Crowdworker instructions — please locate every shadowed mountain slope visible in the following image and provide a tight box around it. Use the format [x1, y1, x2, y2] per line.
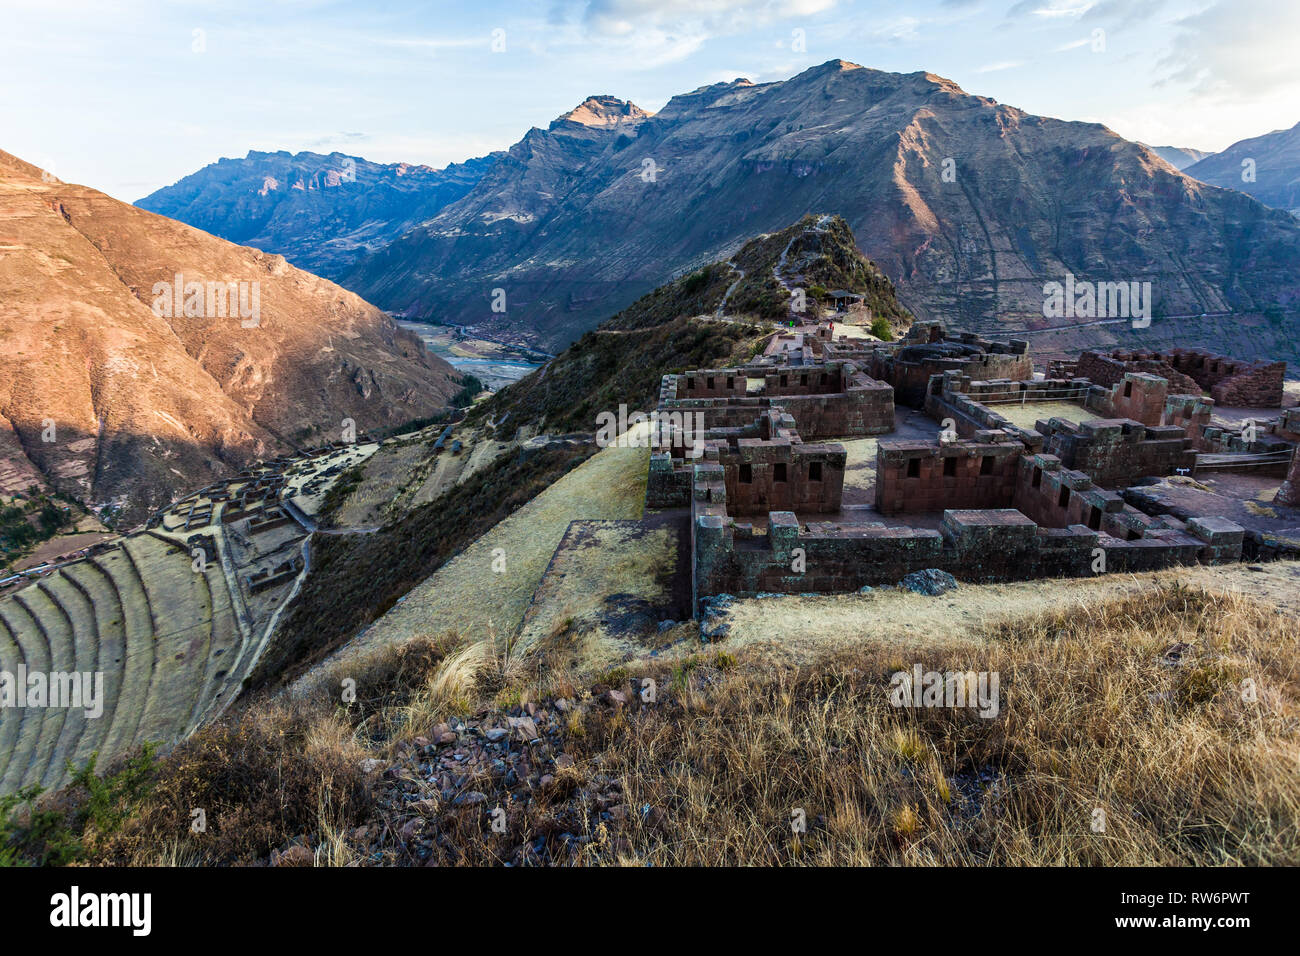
[1185, 123, 1300, 218]
[0, 149, 461, 526]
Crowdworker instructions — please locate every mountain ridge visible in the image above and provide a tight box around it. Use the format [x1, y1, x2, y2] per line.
[136, 149, 495, 279]
[341, 59, 1300, 352]
[0, 148, 463, 526]
[1185, 122, 1300, 217]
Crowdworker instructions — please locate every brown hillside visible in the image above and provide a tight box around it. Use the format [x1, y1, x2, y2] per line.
[0, 149, 460, 526]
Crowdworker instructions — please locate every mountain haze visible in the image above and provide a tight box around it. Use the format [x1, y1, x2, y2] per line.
[1141, 144, 1213, 171]
[1185, 123, 1300, 218]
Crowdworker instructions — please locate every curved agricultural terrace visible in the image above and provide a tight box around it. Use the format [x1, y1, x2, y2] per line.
[0, 441, 377, 795]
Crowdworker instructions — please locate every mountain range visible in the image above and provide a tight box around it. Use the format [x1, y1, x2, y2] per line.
[134, 60, 1300, 361]
[137, 150, 494, 279]
[337, 60, 1300, 351]
[1185, 122, 1300, 218]
[0, 148, 462, 527]
[1141, 144, 1213, 171]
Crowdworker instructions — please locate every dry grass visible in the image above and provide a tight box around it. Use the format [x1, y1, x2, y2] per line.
[546, 584, 1298, 865]
[93, 702, 373, 866]
[317, 425, 651, 673]
[58, 579, 1300, 866]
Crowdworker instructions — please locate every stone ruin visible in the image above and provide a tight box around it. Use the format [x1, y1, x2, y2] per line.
[640, 321, 1298, 611]
[658, 358, 894, 439]
[1073, 348, 1287, 408]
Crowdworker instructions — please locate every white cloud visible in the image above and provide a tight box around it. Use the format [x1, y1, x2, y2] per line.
[977, 59, 1025, 72]
[1007, 0, 1095, 19]
[1157, 0, 1300, 101]
[559, 0, 842, 66]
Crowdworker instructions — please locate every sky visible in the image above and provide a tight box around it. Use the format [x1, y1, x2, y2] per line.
[3, 0, 1297, 202]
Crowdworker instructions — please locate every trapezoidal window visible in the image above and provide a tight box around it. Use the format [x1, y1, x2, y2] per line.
[706, 377, 715, 390]
[906, 458, 921, 479]
[780, 374, 788, 387]
[809, 462, 823, 482]
[774, 463, 787, 482]
[944, 457, 957, 477]
[1058, 486, 1070, 508]
[739, 463, 753, 484]
[1087, 506, 1102, 531]
[686, 378, 695, 390]
[1123, 381, 1133, 398]
[727, 376, 735, 390]
[980, 455, 995, 476]
[1031, 466, 1042, 488]
[800, 374, 808, 387]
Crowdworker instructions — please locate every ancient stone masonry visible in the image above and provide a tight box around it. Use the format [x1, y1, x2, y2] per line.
[648, 408, 844, 514]
[1163, 394, 1215, 449]
[1079, 349, 1286, 408]
[1277, 442, 1300, 506]
[875, 432, 1021, 516]
[853, 327, 1032, 408]
[660, 359, 894, 439]
[632, 319, 1293, 613]
[924, 370, 1082, 445]
[1035, 419, 1196, 487]
[1085, 372, 1168, 426]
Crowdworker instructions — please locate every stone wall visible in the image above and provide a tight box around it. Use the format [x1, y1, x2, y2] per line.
[689, 433, 1242, 608]
[855, 331, 1032, 408]
[1079, 348, 1286, 407]
[660, 361, 894, 439]
[649, 409, 847, 513]
[1014, 454, 1125, 532]
[1162, 394, 1214, 449]
[1036, 418, 1195, 486]
[922, 371, 1073, 447]
[1085, 372, 1168, 426]
[1276, 442, 1300, 506]
[875, 434, 1021, 515]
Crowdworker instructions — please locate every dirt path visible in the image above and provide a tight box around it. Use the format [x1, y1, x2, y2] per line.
[716, 262, 745, 318]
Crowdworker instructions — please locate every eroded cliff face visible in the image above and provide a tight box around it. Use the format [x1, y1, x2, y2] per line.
[0, 149, 461, 526]
[344, 60, 1300, 353]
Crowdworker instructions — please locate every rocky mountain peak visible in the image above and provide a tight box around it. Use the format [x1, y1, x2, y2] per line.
[551, 95, 650, 129]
